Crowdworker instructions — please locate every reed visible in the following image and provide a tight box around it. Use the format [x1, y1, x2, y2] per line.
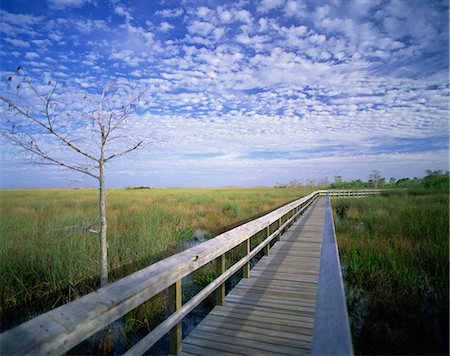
[334, 191, 449, 355]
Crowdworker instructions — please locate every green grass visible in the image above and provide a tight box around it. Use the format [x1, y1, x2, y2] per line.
[0, 186, 315, 328]
[333, 191, 449, 355]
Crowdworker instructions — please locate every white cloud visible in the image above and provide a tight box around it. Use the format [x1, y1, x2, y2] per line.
[217, 6, 233, 23]
[187, 20, 215, 36]
[47, 0, 92, 9]
[25, 52, 40, 59]
[4, 37, 30, 47]
[0, 0, 447, 188]
[73, 19, 108, 33]
[258, 0, 286, 13]
[159, 22, 174, 32]
[0, 10, 43, 26]
[284, 0, 306, 17]
[114, 6, 133, 24]
[31, 39, 52, 48]
[351, 0, 382, 14]
[234, 10, 252, 23]
[196, 6, 213, 19]
[48, 32, 63, 42]
[155, 8, 184, 18]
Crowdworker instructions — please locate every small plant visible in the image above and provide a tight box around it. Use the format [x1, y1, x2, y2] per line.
[221, 202, 242, 217]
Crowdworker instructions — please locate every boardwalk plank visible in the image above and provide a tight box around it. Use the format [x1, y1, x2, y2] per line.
[181, 197, 326, 355]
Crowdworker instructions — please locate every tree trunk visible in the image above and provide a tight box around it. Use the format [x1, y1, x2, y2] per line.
[99, 153, 108, 288]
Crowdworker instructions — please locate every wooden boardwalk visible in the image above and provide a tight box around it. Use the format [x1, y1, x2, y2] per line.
[181, 197, 326, 355]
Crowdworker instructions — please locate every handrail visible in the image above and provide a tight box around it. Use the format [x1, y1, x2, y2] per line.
[125, 194, 317, 355]
[0, 190, 320, 355]
[319, 189, 384, 197]
[312, 194, 354, 355]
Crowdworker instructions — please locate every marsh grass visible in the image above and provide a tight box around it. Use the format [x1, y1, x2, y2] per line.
[0, 186, 314, 330]
[334, 192, 449, 355]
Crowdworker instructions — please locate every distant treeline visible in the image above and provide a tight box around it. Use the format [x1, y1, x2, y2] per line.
[125, 186, 153, 190]
[329, 170, 449, 191]
[277, 170, 449, 192]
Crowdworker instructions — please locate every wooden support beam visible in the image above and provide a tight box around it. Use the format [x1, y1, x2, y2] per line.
[243, 239, 250, 278]
[169, 280, 182, 355]
[264, 226, 270, 256]
[216, 254, 225, 306]
[277, 217, 282, 240]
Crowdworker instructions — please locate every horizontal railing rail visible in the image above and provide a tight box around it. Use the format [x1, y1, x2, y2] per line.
[0, 190, 322, 355]
[312, 193, 354, 355]
[320, 189, 384, 197]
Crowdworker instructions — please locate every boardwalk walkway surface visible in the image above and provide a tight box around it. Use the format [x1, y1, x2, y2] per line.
[181, 197, 326, 355]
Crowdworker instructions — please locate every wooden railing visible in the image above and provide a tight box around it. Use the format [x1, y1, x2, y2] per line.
[0, 191, 323, 355]
[322, 189, 383, 198]
[312, 194, 354, 355]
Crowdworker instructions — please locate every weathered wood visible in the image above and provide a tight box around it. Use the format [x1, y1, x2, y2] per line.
[264, 226, 270, 256]
[215, 254, 225, 306]
[182, 198, 325, 354]
[169, 280, 182, 355]
[311, 195, 354, 356]
[277, 217, 282, 241]
[243, 238, 250, 278]
[125, 209, 312, 355]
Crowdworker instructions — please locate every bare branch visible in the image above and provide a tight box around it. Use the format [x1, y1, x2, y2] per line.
[1, 95, 99, 163]
[104, 140, 143, 162]
[3, 132, 100, 180]
[62, 224, 99, 236]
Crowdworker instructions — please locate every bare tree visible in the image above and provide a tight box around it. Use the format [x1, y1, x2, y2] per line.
[334, 175, 343, 183]
[1, 68, 145, 287]
[369, 170, 385, 189]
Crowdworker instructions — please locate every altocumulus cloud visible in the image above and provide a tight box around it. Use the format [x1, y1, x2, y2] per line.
[0, 0, 448, 188]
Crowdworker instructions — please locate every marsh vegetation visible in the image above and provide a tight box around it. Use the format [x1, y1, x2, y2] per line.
[0, 186, 315, 332]
[334, 190, 449, 355]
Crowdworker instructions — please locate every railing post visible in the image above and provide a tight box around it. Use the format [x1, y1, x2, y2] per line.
[168, 280, 182, 355]
[264, 226, 270, 256]
[277, 217, 282, 240]
[243, 238, 250, 278]
[216, 254, 225, 306]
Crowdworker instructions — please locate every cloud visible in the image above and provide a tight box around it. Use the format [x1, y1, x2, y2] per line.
[196, 6, 213, 19]
[155, 8, 184, 18]
[187, 20, 215, 36]
[25, 52, 40, 59]
[114, 6, 133, 24]
[47, 0, 92, 10]
[258, 0, 286, 13]
[284, 0, 306, 17]
[0, 0, 448, 188]
[73, 19, 108, 33]
[4, 37, 30, 47]
[351, 0, 382, 14]
[159, 21, 174, 32]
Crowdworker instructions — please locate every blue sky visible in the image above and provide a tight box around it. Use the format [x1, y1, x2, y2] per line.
[0, 0, 448, 188]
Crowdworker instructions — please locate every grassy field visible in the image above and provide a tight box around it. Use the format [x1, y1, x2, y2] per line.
[333, 191, 449, 355]
[0, 186, 314, 329]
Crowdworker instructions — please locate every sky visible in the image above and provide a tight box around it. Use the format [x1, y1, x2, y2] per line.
[0, 0, 448, 188]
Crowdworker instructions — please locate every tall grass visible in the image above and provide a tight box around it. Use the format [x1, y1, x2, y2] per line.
[0, 187, 314, 328]
[333, 192, 449, 355]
